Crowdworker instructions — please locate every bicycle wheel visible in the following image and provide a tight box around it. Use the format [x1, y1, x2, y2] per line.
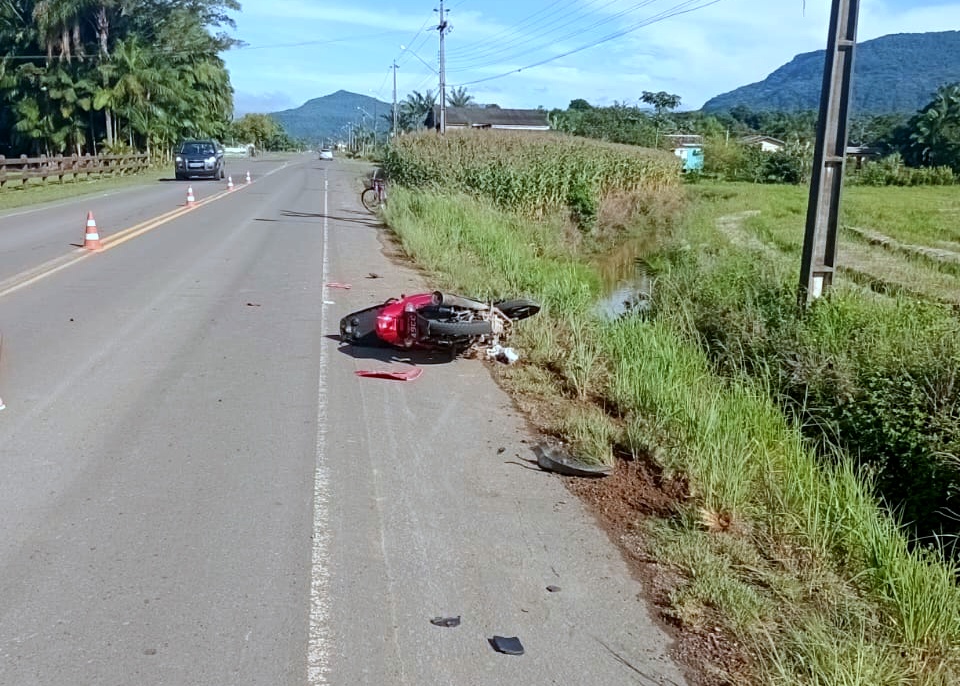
[361, 188, 382, 213]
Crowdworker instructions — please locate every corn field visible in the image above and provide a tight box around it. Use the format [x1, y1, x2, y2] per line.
[381, 129, 680, 222]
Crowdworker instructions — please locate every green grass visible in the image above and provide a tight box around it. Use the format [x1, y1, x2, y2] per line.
[0, 167, 167, 211]
[681, 182, 960, 304]
[685, 183, 960, 252]
[382, 179, 960, 685]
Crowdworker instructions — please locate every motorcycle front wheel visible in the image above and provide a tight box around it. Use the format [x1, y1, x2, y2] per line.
[493, 298, 541, 321]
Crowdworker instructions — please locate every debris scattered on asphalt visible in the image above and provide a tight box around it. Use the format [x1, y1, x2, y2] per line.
[367, 273, 381, 279]
[0, 397, 5, 411]
[546, 585, 561, 593]
[497, 446, 506, 454]
[354, 367, 423, 381]
[245, 302, 261, 307]
[490, 635, 525, 655]
[533, 442, 613, 478]
[485, 344, 519, 364]
[326, 282, 352, 289]
[430, 616, 461, 628]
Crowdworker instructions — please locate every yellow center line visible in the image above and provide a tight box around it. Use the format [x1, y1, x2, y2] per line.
[0, 184, 246, 301]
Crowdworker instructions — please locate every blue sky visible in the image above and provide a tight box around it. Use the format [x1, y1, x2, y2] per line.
[222, 0, 960, 116]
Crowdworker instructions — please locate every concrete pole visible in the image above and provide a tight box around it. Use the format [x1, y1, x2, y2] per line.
[799, 0, 860, 305]
[437, 0, 448, 134]
[392, 62, 399, 137]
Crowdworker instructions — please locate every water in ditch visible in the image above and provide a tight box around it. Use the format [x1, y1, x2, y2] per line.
[594, 235, 658, 320]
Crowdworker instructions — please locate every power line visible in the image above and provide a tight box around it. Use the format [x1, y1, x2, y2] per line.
[448, 0, 676, 71]
[449, 0, 588, 57]
[447, 0, 624, 68]
[1, 30, 403, 61]
[451, 0, 722, 87]
[393, 11, 436, 70]
[236, 31, 400, 51]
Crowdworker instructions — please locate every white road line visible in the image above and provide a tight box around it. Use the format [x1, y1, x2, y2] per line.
[309, 171, 332, 684]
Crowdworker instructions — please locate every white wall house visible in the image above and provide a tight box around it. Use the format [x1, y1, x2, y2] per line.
[740, 135, 786, 152]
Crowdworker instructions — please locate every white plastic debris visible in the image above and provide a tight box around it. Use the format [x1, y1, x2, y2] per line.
[486, 344, 520, 364]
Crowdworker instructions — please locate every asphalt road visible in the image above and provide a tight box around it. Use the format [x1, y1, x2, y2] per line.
[0, 154, 689, 685]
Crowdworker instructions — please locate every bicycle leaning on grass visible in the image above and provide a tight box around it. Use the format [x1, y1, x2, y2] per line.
[361, 172, 387, 213]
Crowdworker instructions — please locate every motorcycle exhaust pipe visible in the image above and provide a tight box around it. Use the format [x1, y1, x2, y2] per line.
[431, 291, 488, 311]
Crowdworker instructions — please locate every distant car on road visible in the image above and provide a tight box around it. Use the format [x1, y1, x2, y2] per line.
[319, 148, 334, 161]
[175, 140, 225, 180]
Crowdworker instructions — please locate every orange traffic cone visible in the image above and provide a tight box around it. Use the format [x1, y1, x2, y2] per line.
[186, 186, 196, 207]
[227, 176, 234, 191]
[245, 171, 251, 184]
[83, 211, 103, 251]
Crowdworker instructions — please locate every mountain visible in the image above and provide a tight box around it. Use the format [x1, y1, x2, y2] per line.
[270, 90, 392, 145]
[702, 31, 960, 115]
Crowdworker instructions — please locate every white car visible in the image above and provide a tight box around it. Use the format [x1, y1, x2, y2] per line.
[319, 148, 334, 160]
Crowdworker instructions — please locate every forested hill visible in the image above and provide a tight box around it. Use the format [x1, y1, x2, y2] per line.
[702, 31, 960, 115]
[270, 91, 391, 145]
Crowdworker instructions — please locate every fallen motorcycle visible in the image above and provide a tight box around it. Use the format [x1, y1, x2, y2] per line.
[339, 291, 540, 355]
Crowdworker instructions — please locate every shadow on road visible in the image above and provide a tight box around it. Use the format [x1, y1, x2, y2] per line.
[326, 334, 457, 366]
[276, 209, 381, 228]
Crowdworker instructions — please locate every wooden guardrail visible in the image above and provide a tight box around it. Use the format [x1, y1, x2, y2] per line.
[0, 153, 150, 188]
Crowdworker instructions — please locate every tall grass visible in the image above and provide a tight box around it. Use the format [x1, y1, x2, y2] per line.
[380, 135, 960, 683]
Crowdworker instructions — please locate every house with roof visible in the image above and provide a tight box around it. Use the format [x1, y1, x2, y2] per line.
[740, 135, 786, 152]
[846, 145, 883, 169]
[662, 134, 704, 173]
[426, 106, 551, 131]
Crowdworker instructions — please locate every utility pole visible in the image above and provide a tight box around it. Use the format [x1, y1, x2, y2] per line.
[435, 0, 450, 134]
[391, 61, 399, 138]
[799, 0, 860, 305]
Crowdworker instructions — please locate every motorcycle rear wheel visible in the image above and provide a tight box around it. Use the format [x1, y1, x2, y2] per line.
[419, 316, 493, 338]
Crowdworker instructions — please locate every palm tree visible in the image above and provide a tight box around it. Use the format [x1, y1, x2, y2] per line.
[1, 0, 239, 158]
[446, 86, 473, 108]
[908, 83, 960, 171]
[46, 62, 94, 154]
[400, 89, 436, 131]
[103, 37, 178, 154]
[32, 0, 90, 63]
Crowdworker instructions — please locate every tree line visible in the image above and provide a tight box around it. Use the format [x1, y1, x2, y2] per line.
[0, 0, 244, 159]
[549, 86, 960, 184]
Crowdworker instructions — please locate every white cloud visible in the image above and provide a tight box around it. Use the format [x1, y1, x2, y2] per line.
[237, 1, 427, 33]
[233, 91, 297, 117]
[223, 1, 960, 114]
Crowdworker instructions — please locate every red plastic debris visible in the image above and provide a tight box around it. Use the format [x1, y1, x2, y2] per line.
[354, 368, 423, 381]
